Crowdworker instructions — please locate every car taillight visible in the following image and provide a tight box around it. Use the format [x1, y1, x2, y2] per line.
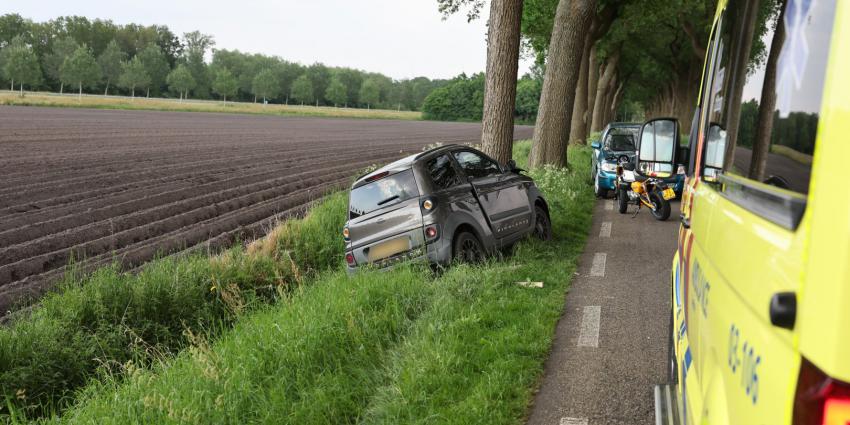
[793, 358, 850, 424]
[342, 226, 350, 241]
[345, 253, 355, 266]
[425, 225, 438, 240]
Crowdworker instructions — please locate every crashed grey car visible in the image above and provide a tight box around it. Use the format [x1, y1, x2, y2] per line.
[343, 144, 552, 270]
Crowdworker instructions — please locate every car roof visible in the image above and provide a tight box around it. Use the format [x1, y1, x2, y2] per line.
[352, 144, 464, 187]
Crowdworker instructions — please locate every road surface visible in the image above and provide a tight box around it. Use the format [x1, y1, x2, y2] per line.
[527, 198, 680, 425]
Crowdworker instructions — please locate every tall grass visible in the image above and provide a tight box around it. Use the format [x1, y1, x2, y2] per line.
[0, 193, 349, 421]
[0, 92, 422, 121]
[43, 143, 595, 424]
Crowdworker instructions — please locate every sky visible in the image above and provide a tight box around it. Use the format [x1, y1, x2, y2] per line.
[1, 0, 535, 81]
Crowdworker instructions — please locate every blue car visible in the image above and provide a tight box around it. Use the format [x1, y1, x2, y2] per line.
[590, 122, 685, 198]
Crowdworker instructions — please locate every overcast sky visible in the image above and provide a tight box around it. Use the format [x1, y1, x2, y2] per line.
[1, 0, 535, 81]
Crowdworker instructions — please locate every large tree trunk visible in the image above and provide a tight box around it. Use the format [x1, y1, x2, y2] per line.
[104, 81, 109, 96]
[529, 0, 597, 168]
[590, 50, 620, 133]
[749, 2, 786, 181]
[480, 0, 524, 164]
[569, 31, 592, 145]
[722, 0, 760, 170]
[585, 48, 599, 137]
[60, 82, 64, 94]
[78, 82, 82, 101]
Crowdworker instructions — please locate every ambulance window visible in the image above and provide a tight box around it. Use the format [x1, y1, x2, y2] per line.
[699, 0, 836, 227]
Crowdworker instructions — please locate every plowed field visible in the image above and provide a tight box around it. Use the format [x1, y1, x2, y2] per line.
[0, 106, 533, 312]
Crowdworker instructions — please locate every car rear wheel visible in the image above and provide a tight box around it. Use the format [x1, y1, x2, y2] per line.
[533, 205, 552, 241]
[453, 231, 484, 263]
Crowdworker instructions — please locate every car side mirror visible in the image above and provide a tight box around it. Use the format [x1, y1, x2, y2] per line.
[637, 118, 680, 178]
[505, 159, 524, 174]
[591, 141, 601, 149]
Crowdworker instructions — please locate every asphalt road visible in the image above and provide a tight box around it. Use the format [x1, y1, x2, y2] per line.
[733, 147, 811, 193]
[527, 197, 680, 425]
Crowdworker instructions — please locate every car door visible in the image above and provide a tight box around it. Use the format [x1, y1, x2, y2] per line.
[452, 150, 532, 240]
[677, 1, 837, 423]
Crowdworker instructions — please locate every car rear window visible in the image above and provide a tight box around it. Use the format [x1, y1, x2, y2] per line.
[349, 169, 419, 219]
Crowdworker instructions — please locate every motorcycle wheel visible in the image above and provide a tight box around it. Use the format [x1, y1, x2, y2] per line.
[617, 185, 629, 214]
[649, 190, 671, 221]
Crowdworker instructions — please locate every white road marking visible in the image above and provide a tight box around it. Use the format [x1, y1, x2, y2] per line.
[599, 222, 612, 238]
[577, 306, 601, 348]
[560, 418, 589, 425]
[605, 199, 613, 211]
[590, 253, 607, 277]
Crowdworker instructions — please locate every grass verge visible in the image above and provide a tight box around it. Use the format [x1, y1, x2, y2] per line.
[771, 144, 814, 165]
[39, 142, 594, 424]
[0, 91, 422, 121]
[0, 193, 350, 421]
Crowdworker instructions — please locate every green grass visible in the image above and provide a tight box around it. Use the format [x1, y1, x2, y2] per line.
[34, 142, 595, 425]
[0, 91, 422, 121]
[0, 193, 350, 421]
[771, 144, 813, 165]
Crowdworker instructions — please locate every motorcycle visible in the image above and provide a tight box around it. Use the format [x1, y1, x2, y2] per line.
[614, 157, 675, 221]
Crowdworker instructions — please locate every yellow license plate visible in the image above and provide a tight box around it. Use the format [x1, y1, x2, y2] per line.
[662, 188, 676, 200]
[368, 237, 409, 262]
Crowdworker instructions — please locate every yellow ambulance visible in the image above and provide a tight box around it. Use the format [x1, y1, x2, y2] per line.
[646, 0, 850, 423]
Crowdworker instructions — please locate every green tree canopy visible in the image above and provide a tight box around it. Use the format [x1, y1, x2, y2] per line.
[211, 67, 238, 103]
[421, 73, 485, 121]
[60, 45, 101, 97]
[166, 63, 195, 100]
[324, 76, 347, 107]
[251, 68, 279, 103]
[290, 74, 313, 105]
[1, 36, 41, 93]
[118, 56, 150, 97]
[137, 43, 169, 96]
[43, 37, 78, 92]
[97, 39, 124, 95]
[181, 30, 214, 98]
[358, 77, 380, 108]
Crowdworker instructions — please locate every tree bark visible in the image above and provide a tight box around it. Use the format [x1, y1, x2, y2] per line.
[60, 82, 64, 94]
[569, 31, 592, 145]
[749, 2, 786, 181]
[78, 82, 82, 101]
[590, 49, 620, 133]
[529, 0, 597, 168]
[585, 48, 599, 137]
[104, 81, 109, 96]
[722, 0, 760, 170]
[481, 0, 524, 164]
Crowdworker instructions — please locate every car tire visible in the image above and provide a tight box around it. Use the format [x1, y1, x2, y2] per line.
[649, 191, 671, 221]
[453, 231, 484, 263]
[594, 172, 607, 198]
[617, 185, 629, 214]
[533, 205, 552, 241]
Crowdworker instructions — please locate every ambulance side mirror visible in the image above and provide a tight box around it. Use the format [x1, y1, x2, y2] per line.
[636, 118, 680, 178]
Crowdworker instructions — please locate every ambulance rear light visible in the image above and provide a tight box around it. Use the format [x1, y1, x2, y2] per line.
[793, 358, 850, 425]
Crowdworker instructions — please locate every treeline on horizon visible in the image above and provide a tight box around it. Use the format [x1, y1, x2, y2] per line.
[0, 13, 449, 110]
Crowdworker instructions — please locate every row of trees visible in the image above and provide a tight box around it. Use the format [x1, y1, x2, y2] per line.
[0, 14, 448, 110]
[434, 0, 757, 167]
